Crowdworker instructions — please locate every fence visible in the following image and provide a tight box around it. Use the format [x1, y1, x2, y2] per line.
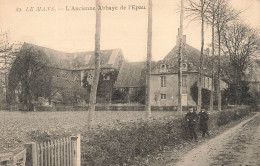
[0, 134, 80, 166]
[0, 149, 26, 166]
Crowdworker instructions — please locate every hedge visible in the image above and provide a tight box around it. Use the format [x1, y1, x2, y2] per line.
[80, 106, 255, 166]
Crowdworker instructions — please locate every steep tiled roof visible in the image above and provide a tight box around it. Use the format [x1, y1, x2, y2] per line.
[153, 43, 213, 76]
[20, 43, 124, 70]
[114, 62, 146, 88]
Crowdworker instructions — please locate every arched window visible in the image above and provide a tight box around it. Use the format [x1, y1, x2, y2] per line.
[182, 63, 188, 71]
[160, 64, 166, 72]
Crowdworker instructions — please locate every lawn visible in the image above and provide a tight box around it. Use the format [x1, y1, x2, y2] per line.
[0, 110, 181, 154]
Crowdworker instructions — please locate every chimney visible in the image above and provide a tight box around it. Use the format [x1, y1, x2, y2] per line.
[176, 29, 187, 45]
[183, 35, 186, 45]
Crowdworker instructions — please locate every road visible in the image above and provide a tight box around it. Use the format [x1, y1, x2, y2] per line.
[169, 113, 260, 166]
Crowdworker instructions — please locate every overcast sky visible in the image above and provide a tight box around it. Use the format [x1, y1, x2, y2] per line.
[0, 0, 259, 62]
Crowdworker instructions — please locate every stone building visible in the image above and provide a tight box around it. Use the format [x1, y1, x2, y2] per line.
[115, 36, 227, 107]
[9, 43, 124, 105]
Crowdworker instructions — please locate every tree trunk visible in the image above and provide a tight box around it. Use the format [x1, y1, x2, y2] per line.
[145, 0, 152, 119]
[87, 0, 101, 129]
[209, 1, 215, 111]
[217, 29, 221, 111]
[197, 0, 204, 112]
[178, 0, 184, 114]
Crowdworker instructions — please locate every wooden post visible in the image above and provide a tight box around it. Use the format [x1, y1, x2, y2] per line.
[71, 134, 80, 166]
[178, 0, 184, 114]
[77, 134, 81, 166]
[24, 142, 37, 166]
[145, 0, 152, 119]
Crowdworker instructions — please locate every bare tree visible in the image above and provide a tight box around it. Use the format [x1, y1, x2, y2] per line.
[209, 0, 216, 111]
[221, 22, 259, 104]
[214, 0, 238, 111]
[145, 0, 152, 119]
[204, 0, 217, 111]
[0, 32, 21, 104]
[87, 0, 101, 129]
[186, 0, 211, 111]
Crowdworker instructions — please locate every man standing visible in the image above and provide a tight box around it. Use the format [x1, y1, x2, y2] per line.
[185, 107, 198, 141]
[198, 109, 210, 138]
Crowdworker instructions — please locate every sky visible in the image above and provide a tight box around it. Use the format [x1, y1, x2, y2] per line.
[0, 0, 259, 62]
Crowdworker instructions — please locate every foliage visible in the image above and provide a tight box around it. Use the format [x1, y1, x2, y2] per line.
[190, 81, 211, 106]
[82, 70, 119, 103]
[0, 111, 177, 153]
[111, 89, 128, 103]
[82, 73, 92, 93]
[223, 81, 251, 105]
[217, 106, 252, 126]
[97, 70, 119, 103]
[7, 48, 51, 111]
[81, 105, 254, 166]
[81, 117, 184, 166]
[130, 86, 145, 104]
[220, 22, 260, 105]
[0, 106, 255, 163]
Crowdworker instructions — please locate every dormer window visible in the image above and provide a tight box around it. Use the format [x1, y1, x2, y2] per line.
[182, 63, 188, 71]
[160, 64, 168, 72]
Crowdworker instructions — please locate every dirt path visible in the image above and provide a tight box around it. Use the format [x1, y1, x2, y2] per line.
[167, 112, 260, 166]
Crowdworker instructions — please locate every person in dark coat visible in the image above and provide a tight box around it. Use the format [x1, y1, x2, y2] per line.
[198, 109, 210, 138]
[185, 107, 198, 140]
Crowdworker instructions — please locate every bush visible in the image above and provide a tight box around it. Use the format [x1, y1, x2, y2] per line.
[81, 117, 184, 166]
[217, 106, 252, 126]
[190, 81, 209, 105]
[27, 106, 254, 166]
[217, 111, 233, 126]
[80, 106, 254, 165]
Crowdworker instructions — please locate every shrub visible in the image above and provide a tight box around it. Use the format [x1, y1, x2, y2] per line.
[190, 81, 213, 106]
[217, 106, 252, 126]
[81, 117, 184, 166]
[217, 111, 233, 126]
[81, 106, 254, 165]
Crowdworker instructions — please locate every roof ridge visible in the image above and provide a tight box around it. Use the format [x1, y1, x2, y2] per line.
[22, 42, 121, 55]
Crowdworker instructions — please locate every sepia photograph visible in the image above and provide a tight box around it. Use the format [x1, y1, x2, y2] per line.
[0, 0, 260, 165]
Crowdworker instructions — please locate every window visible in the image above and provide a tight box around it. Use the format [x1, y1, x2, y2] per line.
[182, 63, 188, 71]
[160, 64, 167, 72]
[161, 76, 166, 87]
[161, 94, 166, 100]
[182, 75, 187, 94]
[208, 78, 210, 88]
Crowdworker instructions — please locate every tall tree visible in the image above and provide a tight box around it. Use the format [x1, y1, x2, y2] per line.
[205, 0, 216, 111]
[145, 0, 152, 119]
[221, 22, 259, 104]
[0, 33, 20, 103]
[214, 0, 238, 111]
[178, 0, 184, 114]
[186, 0, 211, 112]
[87, 0, 101, 129]
[8, 48, 50, 111]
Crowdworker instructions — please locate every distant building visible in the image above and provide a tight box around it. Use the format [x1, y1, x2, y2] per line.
[115, 36, 227, 106]
[114, 62, 146, 104]
[9, 43, 124, 105]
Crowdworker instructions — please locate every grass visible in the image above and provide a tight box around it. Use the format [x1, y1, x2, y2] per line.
[1, 106, 254, 165]
[0, 110, 180, 154]
[79, 106, 253, 165]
